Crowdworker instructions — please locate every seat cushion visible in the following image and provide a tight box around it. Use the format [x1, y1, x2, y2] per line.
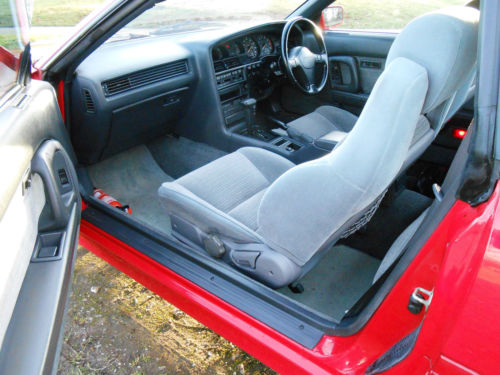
[158, 147, 295, 241]
[287, 105, 358, 144]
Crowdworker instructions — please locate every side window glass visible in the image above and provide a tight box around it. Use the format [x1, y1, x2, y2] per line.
[330, 1, 466, 31]
[0, 1, 29, 97]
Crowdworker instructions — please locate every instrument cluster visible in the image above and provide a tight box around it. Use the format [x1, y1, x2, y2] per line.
[212, 33, 281, 62]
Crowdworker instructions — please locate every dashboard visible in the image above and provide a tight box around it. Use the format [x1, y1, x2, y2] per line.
[70, 22, 291, 164]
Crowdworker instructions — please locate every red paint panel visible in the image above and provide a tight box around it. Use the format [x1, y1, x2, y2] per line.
[432, 355, 480, 375]
[434, 195, 500, 374]
[0, 46, 18, 71]
[57, 81, 65, 122]
[386, 187, 500, 374]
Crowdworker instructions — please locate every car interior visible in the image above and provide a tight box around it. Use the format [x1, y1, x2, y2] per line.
[66, 3, 479, 323]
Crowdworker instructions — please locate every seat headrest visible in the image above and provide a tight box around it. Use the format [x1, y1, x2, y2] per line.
[386, 7, 479, 113]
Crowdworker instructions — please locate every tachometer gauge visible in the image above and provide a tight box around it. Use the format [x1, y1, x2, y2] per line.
[256, 35, 273, 56]
[242, 36, 259, 59]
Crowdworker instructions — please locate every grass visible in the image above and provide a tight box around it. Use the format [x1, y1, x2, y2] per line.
[58, 248, 276, 375]
[31, 0, 108, 26]
[0, 34, 21, 52]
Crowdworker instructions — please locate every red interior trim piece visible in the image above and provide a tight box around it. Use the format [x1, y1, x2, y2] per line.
[57, 81, 66, 122]
[0, 46, 18, 71]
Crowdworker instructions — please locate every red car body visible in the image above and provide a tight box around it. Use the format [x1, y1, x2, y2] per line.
[79, 175, 500, 374]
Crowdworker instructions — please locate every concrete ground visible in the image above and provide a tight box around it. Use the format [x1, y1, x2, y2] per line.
[57, 247, 276, 375]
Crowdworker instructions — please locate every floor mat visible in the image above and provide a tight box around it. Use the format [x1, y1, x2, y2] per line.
[88, 145, 173, 234]
[278, 245, 380, 321]
[341, 189, 432, 259]
[148, 136, 227, 179]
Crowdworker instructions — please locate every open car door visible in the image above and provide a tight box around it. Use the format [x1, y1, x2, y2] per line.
[0, 1, 80, 374]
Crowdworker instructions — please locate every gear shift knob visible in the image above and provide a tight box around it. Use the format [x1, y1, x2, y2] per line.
[241, 98, 257, 130]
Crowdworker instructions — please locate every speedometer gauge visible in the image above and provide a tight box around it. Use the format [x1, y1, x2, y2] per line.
[256, 35, 273, 56]
[242, 36, 259, 59]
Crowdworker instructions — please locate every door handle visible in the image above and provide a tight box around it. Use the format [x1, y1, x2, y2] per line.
[31, 140, 80, 232]
[329, 56, 359, 93]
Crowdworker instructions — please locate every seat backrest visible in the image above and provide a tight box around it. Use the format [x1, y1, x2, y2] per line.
[395, 6, 479, 146]
[385, 7, 479, 116]
[256, 7, 479, 267]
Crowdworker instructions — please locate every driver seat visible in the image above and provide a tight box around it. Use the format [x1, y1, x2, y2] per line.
[158, 7, 478, 288]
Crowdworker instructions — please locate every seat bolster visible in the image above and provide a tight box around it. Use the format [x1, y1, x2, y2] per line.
[158, 182, 262, 244]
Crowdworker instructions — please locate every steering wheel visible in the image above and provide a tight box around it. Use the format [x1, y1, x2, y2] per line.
[281, 17, 329, 95]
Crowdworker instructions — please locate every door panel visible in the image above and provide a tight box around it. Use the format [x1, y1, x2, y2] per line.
[0, 79, 80, 374]
[324, 31, 395, 115]
[0, 172, 45, 346]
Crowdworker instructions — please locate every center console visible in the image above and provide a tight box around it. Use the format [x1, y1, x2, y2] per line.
[211, 32, 311, 160]
[215, 62, 250, 127]
[214, 59, 305, 157]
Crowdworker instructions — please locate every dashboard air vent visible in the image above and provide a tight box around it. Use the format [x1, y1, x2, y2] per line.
[225, 58, 240, 69]
[214, 61, 226, 73]
[102, 59, 189, 96]
[82, 89, 95, 113]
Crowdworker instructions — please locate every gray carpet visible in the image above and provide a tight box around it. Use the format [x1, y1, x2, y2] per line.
[148, 136, 227, 179]
[88, 145, 173, 234]
[278, 245, 380, 321]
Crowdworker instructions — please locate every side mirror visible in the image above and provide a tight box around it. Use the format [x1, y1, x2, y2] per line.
[320, 5, 344, 30]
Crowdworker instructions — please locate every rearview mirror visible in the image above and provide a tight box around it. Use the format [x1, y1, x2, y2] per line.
[320, 5, 344, 30]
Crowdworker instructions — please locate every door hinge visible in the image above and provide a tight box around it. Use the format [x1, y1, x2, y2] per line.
[408, 287, 433, 314]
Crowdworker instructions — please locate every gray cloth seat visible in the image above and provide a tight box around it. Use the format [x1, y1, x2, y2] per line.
[159, 7, 479, 289]
[286, 105, 358, 144]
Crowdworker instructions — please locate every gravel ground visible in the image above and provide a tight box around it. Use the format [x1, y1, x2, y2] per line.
[57, 247, 276, 375]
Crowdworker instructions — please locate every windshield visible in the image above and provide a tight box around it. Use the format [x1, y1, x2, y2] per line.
[111, 0, 305, 40]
